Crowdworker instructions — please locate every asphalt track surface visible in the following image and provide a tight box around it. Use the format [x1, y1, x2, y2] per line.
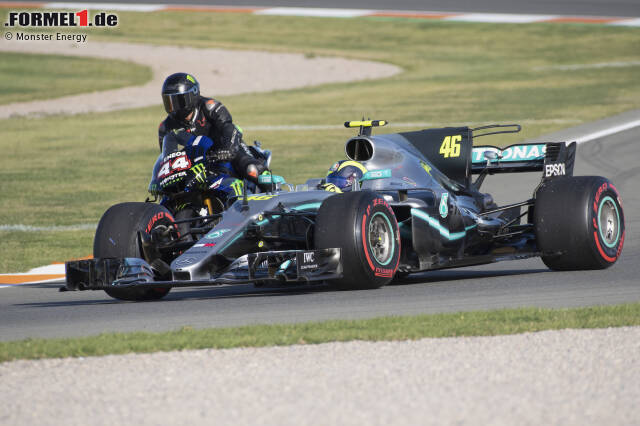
[17, 0, 640, 17]
[1, 117, 639, 341]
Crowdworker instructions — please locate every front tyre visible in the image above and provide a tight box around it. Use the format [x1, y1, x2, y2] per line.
[94, 202, 176, 301]
[315, 191, 401, 290]
[534, 176, 625, 270]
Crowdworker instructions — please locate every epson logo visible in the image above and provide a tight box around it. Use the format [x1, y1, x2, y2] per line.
[545, 163, 566, 177]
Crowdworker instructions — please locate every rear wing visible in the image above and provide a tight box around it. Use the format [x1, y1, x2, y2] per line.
[471, 141, 576, 178]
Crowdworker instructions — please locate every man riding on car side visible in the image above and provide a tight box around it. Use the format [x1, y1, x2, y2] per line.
[159, 72, 267, 184]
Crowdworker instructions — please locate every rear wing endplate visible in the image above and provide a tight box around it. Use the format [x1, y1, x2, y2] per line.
[471, 142, 576, 178]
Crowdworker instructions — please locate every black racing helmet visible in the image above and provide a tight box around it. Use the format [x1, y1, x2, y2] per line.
[161, 73, 200, 120]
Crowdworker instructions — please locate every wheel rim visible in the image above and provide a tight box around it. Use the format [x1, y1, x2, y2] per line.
[368, 212, 394, 265]
[598, 196, 620, 248]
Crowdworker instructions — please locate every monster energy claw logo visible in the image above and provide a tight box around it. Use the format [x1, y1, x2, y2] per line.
[191, 164, 206, 183]
[439, 193, 449, 218]
[420, 161, 432, 175]
[230, 179, 244, 196]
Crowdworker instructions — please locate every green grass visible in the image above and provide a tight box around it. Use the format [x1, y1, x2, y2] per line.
[0, 230, 94, 273]
[2, 303, 639, 362]
[1, 9, 639, 271]
[0, 52, 151, 105]
[91, 12, 640, 133]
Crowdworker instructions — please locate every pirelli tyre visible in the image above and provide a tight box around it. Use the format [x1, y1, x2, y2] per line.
[315, 191, 401, 290]
[534, 176, 625, 270]
[94, 202, 176, 301]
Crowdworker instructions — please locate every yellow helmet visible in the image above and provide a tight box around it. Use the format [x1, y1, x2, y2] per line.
[326, 160, 367, 191]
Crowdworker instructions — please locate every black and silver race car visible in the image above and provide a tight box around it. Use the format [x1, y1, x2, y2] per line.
[65, 120, 625, 301]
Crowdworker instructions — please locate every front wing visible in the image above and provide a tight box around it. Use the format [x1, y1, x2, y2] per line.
[64, 248, 342, 291]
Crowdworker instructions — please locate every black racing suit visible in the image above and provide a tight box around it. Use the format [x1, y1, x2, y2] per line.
[158, 96, 264, 182]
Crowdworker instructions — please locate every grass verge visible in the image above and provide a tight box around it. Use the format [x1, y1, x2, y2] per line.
[0, 52, 151, 105]
[0, 229, 93, 273]
[1, 303, 639, 362]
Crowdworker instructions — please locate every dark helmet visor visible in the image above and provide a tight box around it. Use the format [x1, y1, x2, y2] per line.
[326, 175, 351, 189]
[162, 87, 198, 114]
[326, 164, 365, 191]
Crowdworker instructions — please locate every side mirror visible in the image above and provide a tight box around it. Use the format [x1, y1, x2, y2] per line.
[484, 151, 500, 168]
[473, 150, 500, 191]
[484, 151, 499, 161]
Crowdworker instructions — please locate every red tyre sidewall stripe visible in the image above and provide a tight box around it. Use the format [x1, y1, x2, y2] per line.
[388, 205, 401, 275]
[362, 201, 401, 276]
[146, 210, 180, 237]
[609, 183, 619, 196]
[617, 230, 625, 258]
[593, 231, 618, 263]
[361, 213, 376, 272]
[393, 254, 400, 275]
[609, 183, 625, 210]
[592, 185, 624, 264]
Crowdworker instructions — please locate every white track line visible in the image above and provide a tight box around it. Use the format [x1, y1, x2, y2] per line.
[610, 18, 640, 26]
[575, 119, 640, 144]
[255, 7, 374, 18]
[0, 264, 66, 287]
[44, 2, 166, 12]
[2, 264, 66, 275]
[444, 13, 557, 23]
[534, 61, 640, 71]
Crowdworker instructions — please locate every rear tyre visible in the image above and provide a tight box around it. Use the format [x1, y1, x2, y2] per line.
[315, 191, 401, 290]
[534, 176, 625, 270]
[94, 202, 176, 301]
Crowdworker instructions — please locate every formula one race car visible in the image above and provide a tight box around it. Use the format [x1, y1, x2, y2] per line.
[65, 120, 625, 301]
